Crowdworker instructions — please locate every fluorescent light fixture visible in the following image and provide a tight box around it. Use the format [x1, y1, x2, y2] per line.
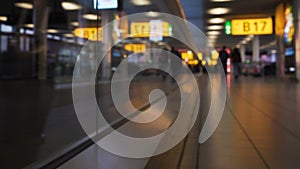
[207, 25, 223, 30]
[24, 24, 34, 28]
[20, 28, 25, 34]
[241, 40, 247, 44]
[0, 16, 7, 22]
[70, 22, 79, 26]
[47, 29, 59, 33]
[64, 33, 74, 38]
[146, 11, 160, 17]
[25, 29, 34, 35]
[289, 67, 296, 72]
[207, 31, 221, 35]
[208, 35, 218, 39]
[131, 0, 151, 6]
[1, 24, 13, 33]
[15, 2, 33, 9]
[208, 18, 226, 24]
[61, 2, 82, 10]
[53, 36, 61, 40]
[245, 36, 252, 41]
[83, 14, 99, 20]
[211, 0, 234, 2]
[207, 7, 230, 15]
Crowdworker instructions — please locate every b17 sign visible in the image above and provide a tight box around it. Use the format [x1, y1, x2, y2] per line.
[230, 18, 273, 35]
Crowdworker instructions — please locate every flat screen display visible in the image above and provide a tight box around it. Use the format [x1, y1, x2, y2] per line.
[94, 0, 118, 9]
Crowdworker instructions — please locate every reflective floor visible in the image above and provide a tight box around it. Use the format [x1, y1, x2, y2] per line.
[59, 75, 300, 169]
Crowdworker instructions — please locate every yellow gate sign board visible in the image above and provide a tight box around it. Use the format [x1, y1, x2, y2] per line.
[74, 28, 103, 41]
[124, 44, 146, 53]
[130, 22, 171, 37]
[231, 18, 273, 35]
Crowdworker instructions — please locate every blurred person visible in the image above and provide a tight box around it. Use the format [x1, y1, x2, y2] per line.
[219, 46, 230, 74]
[231, 47, 242, 79]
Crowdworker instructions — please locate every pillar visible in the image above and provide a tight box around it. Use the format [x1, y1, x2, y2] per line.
[101, 10, 114, 80]
[276, 35, 285, 78]
[294, 0, 300, 80]
[252, 35, 260, 62]
[239, 45, 246, 62]
[33, 0, 49, 80]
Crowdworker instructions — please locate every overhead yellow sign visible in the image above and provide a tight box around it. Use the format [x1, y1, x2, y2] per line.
[124, 44, 146, 53]
[231, 18, 273, 35]
[130, 22, 172, 37]
[74, 28, 102, 41]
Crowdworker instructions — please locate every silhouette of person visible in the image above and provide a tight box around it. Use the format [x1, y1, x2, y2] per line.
[219, 46, 229, 74]
[231, 48, 242, 79]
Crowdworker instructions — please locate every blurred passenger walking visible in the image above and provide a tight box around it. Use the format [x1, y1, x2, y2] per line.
[231, 48, 242, 79]
[219, 46, 229, 74]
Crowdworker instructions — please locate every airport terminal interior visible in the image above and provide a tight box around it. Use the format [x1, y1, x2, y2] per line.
[1, 0, 300, 169]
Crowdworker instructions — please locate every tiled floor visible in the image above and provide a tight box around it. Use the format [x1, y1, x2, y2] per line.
[59, 75, 300, 169]
[2, 74, 300, 169]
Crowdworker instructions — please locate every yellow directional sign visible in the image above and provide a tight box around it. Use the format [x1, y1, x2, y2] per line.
[231, 18, 273, 35]
[74, 28, 102, 41]
[130, 22, 172, 37]
[124, 44, 146, 53]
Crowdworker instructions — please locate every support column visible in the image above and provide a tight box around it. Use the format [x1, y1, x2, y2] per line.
[252, 35, 260, 62]
[101, 10, 114, 80]
[33, 0, 49, 80]
[294, 0, 300, 80]
[239, 45, 246, 62]
[276, 35, 285, 78]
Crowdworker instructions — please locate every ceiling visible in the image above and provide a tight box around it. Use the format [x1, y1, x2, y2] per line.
[0, 0, 284, 51]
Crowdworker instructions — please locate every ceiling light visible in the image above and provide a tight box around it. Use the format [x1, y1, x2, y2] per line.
[207, 31, 221, 35]
[207, 7, 230, 15]
[15, 2, 33, 9]
[24, 24, 34, 28]
[62, 2, 82, 10]
[207, 25, 224, 30]
[0, 16, 7, 22]
[209, 39, 216, 44]
[83, 14, 99, 20]
[131, 0, 151, 6]
[64, 33, 74, 38]
[47, 29, 59, 33]
[70, 22, 79, 26]
[146, 11, 160, 17]
[245, 37, 252, 41]
[211, 0, 234, 2]
[241, 40, 247, 44]
[208, 18, 226, 24]
[208, 35, 218, 39]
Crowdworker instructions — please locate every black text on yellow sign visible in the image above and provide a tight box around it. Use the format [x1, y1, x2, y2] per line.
[231, 18, 273, 35]
[74, 28, 103, 41]
[130, 22, 171, 37]
[124, 44, 146, 53]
